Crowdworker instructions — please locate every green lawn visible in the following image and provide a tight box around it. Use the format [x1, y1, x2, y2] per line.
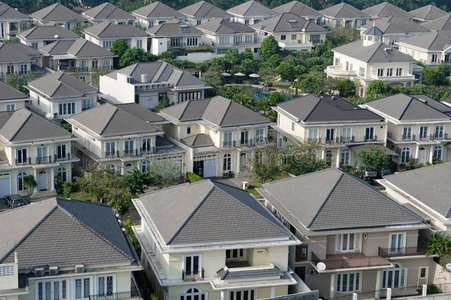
[61, 191, 97, 202]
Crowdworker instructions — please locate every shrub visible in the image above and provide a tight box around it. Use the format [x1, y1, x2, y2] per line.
[186, 172, 203, 183]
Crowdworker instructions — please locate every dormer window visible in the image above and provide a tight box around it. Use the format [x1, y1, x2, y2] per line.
[288, 20, 299, 28]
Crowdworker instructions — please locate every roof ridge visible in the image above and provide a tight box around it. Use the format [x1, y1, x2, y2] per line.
[366, 42, 383, 63]
[303, 95, 322, 122]
[153, 61, 168, 82]
[218, 98, 233, 126]
[99, 105, 119, 135]
[7, 109, 32, 141]
[398, 96, 414, 120]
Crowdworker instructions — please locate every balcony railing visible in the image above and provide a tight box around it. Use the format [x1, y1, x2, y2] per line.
[182, 268, 204, 281]
[396, 133, 449, 142]
[15, 157, 31, 165]
[36, 156, 51, 164]
[104, 148, 156, 158]
[325, 65, 357, 77]
[364, 135, 377, 142]
[88, 290, 141, 300]
[55, 153, 71, 162]
[238, 137, 270, 148]
[378, 246, 428, 258]
[402, 134, 415, 141]
[311, 251, 390, 270]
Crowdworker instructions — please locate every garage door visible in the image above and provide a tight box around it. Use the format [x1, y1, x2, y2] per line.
[0, 173, 11, 198]
[203, 159, 217, 178]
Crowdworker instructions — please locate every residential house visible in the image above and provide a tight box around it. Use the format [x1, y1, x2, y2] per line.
[66, 102, 184, 175]
[0, 108, 78, 196]
[0, 42, 42, 78]
[38, 38, 115, 85]
[272, 1, 323, 24]
[252, 13, 328, 52]
[99, 62, 211, 110]
[422, 14, 451, 32]
[362, 2, 412, 19]
[27, 71, 99, 119]
[0, 197, 142, 300]
[319, 3, 370, 28]
[227, 0, 277, 25]
[132, 1, 184, 29]
[179, 1, 231, 26]
[409, 5, 449, 23]
[146, 20, 203, 55]
[17, 25, 79, 49]
[30, 3, 87, 30]
[398, 31, 451, 65]
[258, 168, 440, 299]
[325, 38, 419, 96]
[0, 81, 28, 112]
[83, 21, 149, 51]
[362, 93, 451, 164]
[197, 18, 258, 55]
[82, 2, 135, 25]
[132, 179, 313, 300]
[272, 95, 390, 168]
[0, 2, 31, 40]
[159, 96, 272, 177]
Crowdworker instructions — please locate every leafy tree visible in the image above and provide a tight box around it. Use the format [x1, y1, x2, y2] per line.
[257, 92, 284, 114]
[240, 59, 258, 74]
[224, 49, 241, 69]
[200, 69, 222, 87]
[125, 168, 151, 195]
[423, 66, 449, 86]
[110, 39, 129, 58]
[23, 175, 37, 195]
[6, 73, 28, 94]
[71, 23, 89, 38]
[426, 232, 451, 265]
[365, 80, 393, 99]
[357, 146, 392, 175]
[284, 144, 327, 175]
[259, 66, 276, 91]
[119, 48, 148, 68]
[266, 53, 283, 68]
[252, 145, 284, 183]
[260, 35, 280, 61]
[338, 79, 356, 97]
[62, 182, 72, 198]
[240, 48, 254, 61]
[276, 62, 296, 81]
[155, 95, 170, 112]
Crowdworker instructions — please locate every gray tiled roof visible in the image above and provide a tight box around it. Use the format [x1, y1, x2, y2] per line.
[258, 168, 424, 232]
[423, 14, 451, 31]
[398, 31, 451, 51]
[0, 2, 30, 21]
[31, 3, 86, 22]
[332, 40, 415, 63]
[277, 94, 384, 123]
[39, 38, 115, 59]
[0, 198, 135, 270]
[320, 2, 369, 19]
[84, 21, 148, 38]
[0, 81, 27, 101]
[364, 93, 451, 121]
[364, 25, 384, 35]
[18, 25, 79, 40]
[27, 71, 97, 98]
[179, 1, 230, 19]
[137, 180, 292, 246]
[147, 19, 203, 37]
[362, 2, 411, 18]
[0, 42, 41, 63]
[360, 17, 430, 34]
[115, 103, 166, 123]
[160, 96, 271, 128]
[252, 13, 328, 33]
[181, 133, 214, 147]
[273, 1, 322, 19]
[83, 2, 135, 22]
[410, 5, 448, 21]
[66, 102, 161, 137]
[132, 1, 183, 19]
[227, 0, 277, 18]
[383, 162, 451, 219]
[197, 18, 255, 34]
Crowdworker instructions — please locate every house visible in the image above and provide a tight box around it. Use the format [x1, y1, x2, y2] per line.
[132, 1, 184, 29]
[17, 25, 79, 49]
[272, 1, 323, 24]
[0, 197, 142, 300]
[361, 2, 412, 19]
[99, 62, 211, 110]
[82, 2, 135, 25]
[66, 102, 184, 175]
[132, 179, 315, 300]
[409, 5, 449, 23]
[197, 18, 258, 55]
[252, 13, 328, 52]
[272, 95, 391, 167]
[38, 38, 115, 84]
[159, 96, 272, 177]
[146, 20, 203, 55]
[0, 42, 42, 78]
[30, 3, 87, 30]
[397, 31, 451, 65]
[227, 0, 277, 25]
[179, 1, 231, 26]
[0, 2, 31, 40]
[0, 108, 78, 196]
[325, 38, 419, 96]
[422, 14, 451, 32]
[319, 3, 370, 28]
[258, 168, 440, 299]
[83, 21, 149, 51]
[0, 81, 28, 111]
[27, 71, 99, 119]
[362, 93, 451, 164]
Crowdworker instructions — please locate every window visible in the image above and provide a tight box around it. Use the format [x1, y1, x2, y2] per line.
[141, 160, 151, 172]
[142, 138, 152, 152]
[291, 122, 295, 131]
[240, 130, 249, 145]
[186, 127, 191, 135]
[180, 288, 206, 300]
[431, 54, 438, 63]
[433, 145, 442, 161]
[308, 129, 318, 141]
[17, 171, 27, 192]
[124, 140, 134, 155]
[359, 67, 365, 77]
[171, 37, 182, 48]
[105, 142, 116, 157]
[137, 39, 142, 49]
[16, 148, 28, 164]
[234, 35, 243, 45]
[365, 127, 375, 141]
[6, 103, 16, 111]
[340, 148, 350, 165]
[291, 34, 297, 40]
[56, 144, 67, 160]
[281, 35, 286, 40]
[419, 126, 428, 139]
[377, 68, 384, 76]
[434, 125, 444, 139]
[109, 164, 117, 174]
[186, 37, 198, 47]
[102, 40, 113, 49]
[158, 92, 167, 102]
[382, 264, 406, 289]
[390, 233, 405, 253]
[36, 279, 68, 300]
[58, 103, 76, 116]
[386, 68, 393, 76]
[402, 127, 412, 140]
[82, 99, 95, 111]
[73, 277, 91, 300]
[326, 128, 335, 142]
[31, 42, 38, 49]
[400, 147, 410, 164]
[230, 290, 255, 300]
[184, 255, 201, 277]
[0, 265, 14, 276]
[255, 128, 264, 143]
[36, 146, 48, 163]
[219, 36, 230, 45]
[103, 59, 111, 69]
[341, 127, 352, 142]
[19, 64, 28, 74]
[245, 35, 253, 44]
[419, 267, 427, 279]
[336, 233, 360, 252]
[135, 94, 140, 104]
[336, 273, 360, 293]
[56, 166, 67, 183]
[223, 132, 233, 147]
[97, 275, 114, 296]
[335, 58, 340, 66]
[223, 153, 232, 172]
[226, 249, 245, 261]
[396, 68, 402, 76]
[311, 149, 318, 161]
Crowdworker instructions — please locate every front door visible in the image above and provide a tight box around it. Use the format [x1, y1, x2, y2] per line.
[418, 147, 426, 164]
[38, 171, 47, 191]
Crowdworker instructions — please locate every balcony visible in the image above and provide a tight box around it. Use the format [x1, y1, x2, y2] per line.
[238, 138, 270, 148]
[36, 156, 51, 164]
[394, 133, 450, 142]
[104, 148, 156, 159]
[363, 135, 377, 142]
[88, 291, 141, 300]
[311, 251, 390, 271]
[325, 65, 357, 77]
[182, 268, 204, 282]
[278, 41, 314, 51]
[370, 73, 415, 82]
[378, 246, 428, 258]
[15, 157, 31, 165]
[55, 153, 72, 162]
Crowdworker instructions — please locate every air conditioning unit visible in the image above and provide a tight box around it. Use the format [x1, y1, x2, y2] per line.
[75, 264, 85, 273]
[34, 268, 45, 277]
[49, 266, 59, 275]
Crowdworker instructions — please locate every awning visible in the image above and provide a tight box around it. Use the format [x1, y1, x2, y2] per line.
[348, 144, 399, 156]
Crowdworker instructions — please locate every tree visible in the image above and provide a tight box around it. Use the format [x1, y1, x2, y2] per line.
[23, 175, 37, 195]
[257, 92, 284, 114]
[276, 63, 296, 81]
[119, 48, 148, 68]
[423, 66, 449, 86]
[125, 168, 151, 195]
[200, 69, 222, 87]
[110, 39, 129, 58]
[426, 232, 451, 265]
[284, 144, 327, 175]
[357, 146, 392, 175]
[338, 79, 356, 97]
[365, 80, 393, 99]
[155, 95, 170, 112]
[260, 35, 280, 61]
[252, 146, 284, 183]
[6, 73, 28, 94]
[240, 48, 254, 61]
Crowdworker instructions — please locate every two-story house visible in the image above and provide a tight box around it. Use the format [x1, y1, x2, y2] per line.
[30, 3, 87, 30]
[325, 36, 419, 96]
[258, 168, 440, 299]
[27, 71, 99, 119]
[272, 95, 391, 168]
[132, 1, 184, 29]
[0, 81, 28, 112]
[66, 102, 185, 175]
[17, 25, 80, 49]
[83, 21, 149, 51]
[422, 14, 451, 32]
[197, 18, 258, 55]
[362, 2, 412, 19]
[159, 96, 273, 178]
[0, 2, 31, 40]
[273, 1, 323, 24]
[146, 20, 203, 55]
[409, 5, 448, 23]
[0, 108, 78, 196]
[398, 31, 451, 65]
[362, 93, 451, 164]
[99, 61, 211, 110]
[132, 179, 314, 300]
[252, 13, 328, 52]
[0, 42, 42, 79]
[227, 0, 277, 25]
[179, 1, 231, 26]
[82, 2, 135, 25]
[319, 3, 370, 28]
[0, 197, 142, 300]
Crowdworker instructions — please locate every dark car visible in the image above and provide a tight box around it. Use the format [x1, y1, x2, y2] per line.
[4, 194, 26, 208]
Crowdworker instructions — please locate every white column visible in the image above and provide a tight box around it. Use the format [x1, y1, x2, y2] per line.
[387, 288, 392, 300]
[336, 149, 341, 168]
[375, 270, 381, 299]
[415, 145, 419, 159]
[220, 291, 225, 300]
[422, 284, 427, 296]
[270, 287, 275, 298]
[137, 160, 141, 172]
[429, 146, 434, 163]
[236, 151, 241, 174]
[33, 169, 37, 193]
[330, 273, 336, 299]
[121, 161, 125, 175]
[321, 148, 326, 160]
[50, 168, 55, 191]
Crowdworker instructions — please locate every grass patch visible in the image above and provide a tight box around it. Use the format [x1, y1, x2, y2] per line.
[62, 191, 97, 202]
[246, 182, 263, 198]
[271, 81, 293, 90]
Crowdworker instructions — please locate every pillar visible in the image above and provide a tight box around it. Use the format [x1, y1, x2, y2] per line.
[415, 145, 419, 159]
[330, 273, 336, 299]
[220, 291, 225, 300]
[375, 270, 381, 299]
[270, 287, 275, 298]
[50, 168, 55, 191]
[137, 160, 141, 172]
[429, 146, 434, 163]
[121, 161, 125, 175]
[321, 148, 326, 160]
[386, 288, 392, 300]
[33, 169, 37, 193]
[336, 149, 341, 168]
[236, 151, 241, 174]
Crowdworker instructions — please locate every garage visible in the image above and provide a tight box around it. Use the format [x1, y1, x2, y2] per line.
[0, 173, 11, 197]
[203, 158, 217, 178]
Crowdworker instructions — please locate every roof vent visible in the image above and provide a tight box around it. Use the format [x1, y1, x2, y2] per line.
[49, 266, 59, 275]
[54, 34, 59, 39]
[384, 47, 392, 55]
[34, 268, 45, 277]
[418, 98, 427, 104]
[75, 264, 85, 273]
[140, 73, 149, 83]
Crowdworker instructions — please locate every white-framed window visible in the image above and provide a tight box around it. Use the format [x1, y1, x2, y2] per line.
[82, 99, 95, 111]
[377, 68, 383, 76]
[244, 35, 253, 44]
[219, 36, 230, 45]
[396, 68, 402, 76]
[389, 232, 405, 253]
[179, 287, 207, 300]
[433, 145, 442, 161]
[16, 148, 28, 164]
[0, 265, 14, 276]
[36, 278, 68, 300]
[326, 128, 335, 142]
[31, 42, 38, 49]
[359, 67, 365, 77]
[434, 125, 444, 139]
[226, 249, 246, 261]
[431, 54, 438, 63]
[402, 126, 412, 140]
[56, 144, 67, 160]
[400, 147, 410, 164]
[280, 35, 286, 40]
[186, 37, 198, 47]
[229, 290, 255, 300]
[419, 126, 428, 139]
[223, 132, 233, 147]
[340, 148, 350, 165]
[6, 103, 16, 111]
[109, 164, 117, 174]
[36, 146, 48, 163]
[17, 171, 27, 192]
[341, 127, 352, 142]
[73, 277, 92, 300]
[223, 153, 232, 172]
[58, 103, 76, 116]
[102, 40, 113, 49]
[137, 39, 143, 49]
[336, 272, 360, 293]
[141, 160, 151, 173]
[291, 34, 296, 40]
[382, 264, 406, 289]
[336, 233, 360, 252]
[19, 64, 28, 74]
[419, 266, 428, 281]
[56, 166, 67, 183]
[96, 275, 115, 296]
[255, 128, 264, 143]
[386, 68, 393, 76]
[311, 149, 318, 161]
[186, 127, 191, 135]
[365, 127, 375, 140]
[142, 138, 152, 152]
[308, 129, 318, 141]
[184, 255, 201, 277]
[124, 140, 134, 155]
[105, 142, 116, 157]
[240, 130, 249, 145]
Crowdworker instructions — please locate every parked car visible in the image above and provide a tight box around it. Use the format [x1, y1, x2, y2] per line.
[4, 194, 26, 208]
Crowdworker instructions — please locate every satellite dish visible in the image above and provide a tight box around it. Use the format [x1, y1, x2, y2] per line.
[446, 263, 451, 271]
[316, 262, 326, 271]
